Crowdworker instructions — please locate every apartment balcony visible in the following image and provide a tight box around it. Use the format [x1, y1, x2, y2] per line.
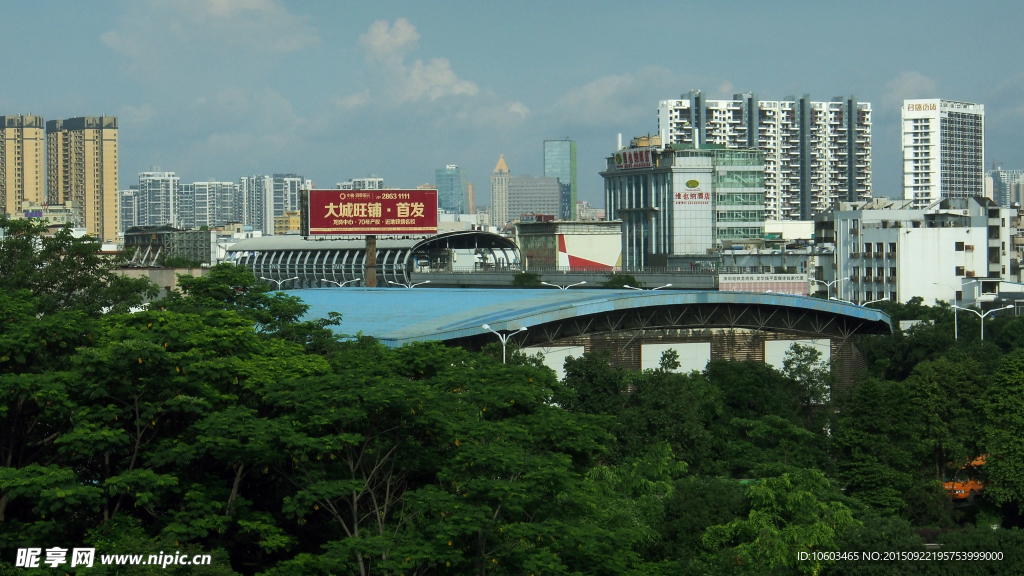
[885, 252, 897, 258]
[886, 276, 897, 283]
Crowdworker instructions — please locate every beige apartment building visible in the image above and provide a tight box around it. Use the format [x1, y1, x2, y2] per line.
[0, 115, 45, 218]
[46, 116, 119, 242]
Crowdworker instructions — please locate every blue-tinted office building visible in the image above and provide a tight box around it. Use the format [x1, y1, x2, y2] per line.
[544, 140, 577, 219]
[435, 165, 468, 214]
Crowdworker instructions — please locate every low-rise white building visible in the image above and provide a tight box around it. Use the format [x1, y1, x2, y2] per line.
[814, 197, 1014, 305]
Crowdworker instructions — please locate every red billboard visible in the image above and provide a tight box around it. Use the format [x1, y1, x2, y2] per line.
[308, 189, 438, 235]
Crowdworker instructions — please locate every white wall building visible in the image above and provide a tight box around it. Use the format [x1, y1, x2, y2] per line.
[814, 197, 1014, 305]
[658, 91, 871, 221]
[902, 99, 984, 208]
[136, 171, 179, 227]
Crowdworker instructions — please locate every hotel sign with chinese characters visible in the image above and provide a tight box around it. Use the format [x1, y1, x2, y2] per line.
[614, 147, 655, 169]
[308, 189, 438, 235]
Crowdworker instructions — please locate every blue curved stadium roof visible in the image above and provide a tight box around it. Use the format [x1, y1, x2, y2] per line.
[293, 288, 893, 347]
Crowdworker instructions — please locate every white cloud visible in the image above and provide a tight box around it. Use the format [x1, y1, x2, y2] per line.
[101, 0, 320, 77]
[553, 66, 680, 127]
[357, 18, 478, 103]
[358, 18, 420, 67]
[508, 102, 529, 117]
[882, 71, 938, 109]
[120, 103, 156, 126]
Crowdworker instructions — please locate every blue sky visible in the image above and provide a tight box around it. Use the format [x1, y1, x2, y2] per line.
[3, 0, 1022, 205]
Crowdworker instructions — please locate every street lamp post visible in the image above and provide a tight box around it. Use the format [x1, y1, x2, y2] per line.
[623, 284, 672, 291]
[323, 278, 361, 287]
[862, 297, 890, 306]
[260, 276, 299, 290]
[387, 280, 431, 288]
[540, 281, 587, 290]
[810, 277, 849, 300]
[933, 280, 980, 340]
[481, 324, 527, 364]
[952, 304, 1014, 341]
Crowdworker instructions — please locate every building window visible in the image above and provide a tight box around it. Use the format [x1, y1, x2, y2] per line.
[955, 266, 965, 276]
[888, 242, 896, 254]
[956, 291, 963, 301]
[890, 292, 897, 301]
[955, 241, 965, 251]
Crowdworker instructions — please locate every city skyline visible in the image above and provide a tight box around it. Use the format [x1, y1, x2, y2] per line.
[0, 1, 1021, 209]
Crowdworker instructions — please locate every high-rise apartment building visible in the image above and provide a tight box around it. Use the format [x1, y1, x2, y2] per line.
[902, 99, 984, 208]
[120, 186, 138, 232]
[337, 176, 385, 190]
[176, 183, 195, 229]
[544, 139, 577, 219]
[658, 91, 871, 220]
[192, 181, 239, 228]
[0, 115, 45, 219]
[508, 176, 561, 221]
[272, 174, 308, 218]
[46, 116, 119, 242]
[490, 155, 510, 226]
[989, 168, 1024, 206]
[436, 165, 468, 214]
[135, 171, 179, 228]
[240, 175, 273, 234]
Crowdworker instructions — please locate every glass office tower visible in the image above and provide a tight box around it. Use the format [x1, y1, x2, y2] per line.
[544, 139, 577, 219]
[435, 165, 468, 214]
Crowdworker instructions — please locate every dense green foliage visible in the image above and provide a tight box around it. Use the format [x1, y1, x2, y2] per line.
[4, 219, 1024, 575]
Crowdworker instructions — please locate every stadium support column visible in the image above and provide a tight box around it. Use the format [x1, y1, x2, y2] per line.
[365, 235, 377, 287]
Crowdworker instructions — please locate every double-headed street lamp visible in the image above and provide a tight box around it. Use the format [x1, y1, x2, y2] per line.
[810, 277, 849, 299]
[323, 278, 361, 287]
[933, 280, 980, 340]
[862, 297, 890, 306]
[623, 284, 673, 291]
[260, 276, 298, 290]
[540, 281, 587, 290]
[481, 324, 527, 364]
[387, 280, 431, 288]
[952, 304, 1014, 341]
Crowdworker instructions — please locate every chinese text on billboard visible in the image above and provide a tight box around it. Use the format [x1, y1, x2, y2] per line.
[308, 189, 438, 235]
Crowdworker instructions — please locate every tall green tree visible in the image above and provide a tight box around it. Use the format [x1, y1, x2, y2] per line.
[702, 469, 856, 576]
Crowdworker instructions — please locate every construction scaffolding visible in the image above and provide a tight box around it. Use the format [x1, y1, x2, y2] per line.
[123, 226, 215, 266]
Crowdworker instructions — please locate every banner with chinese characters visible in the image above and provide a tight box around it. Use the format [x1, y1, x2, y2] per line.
[613, 147, 655, 169]
[308, 189, 438, 235]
